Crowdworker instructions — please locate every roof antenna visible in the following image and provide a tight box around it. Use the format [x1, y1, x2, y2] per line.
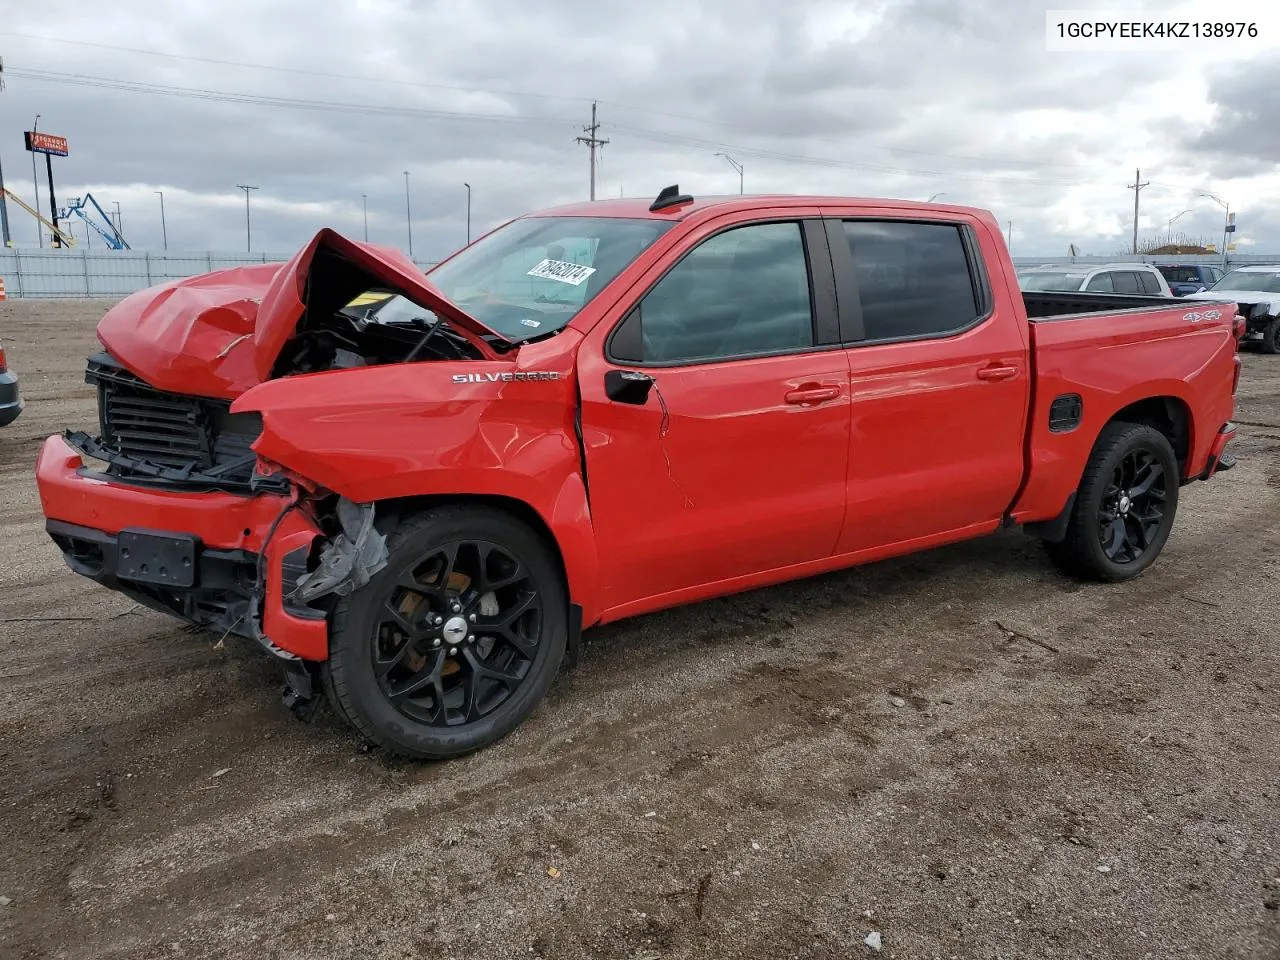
[650, 184, 694, 212]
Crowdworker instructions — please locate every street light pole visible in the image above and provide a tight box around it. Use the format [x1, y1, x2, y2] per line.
[1167, 209, 1192, 231]
[715, 153, 744, 194]
[112, 201, 123, 243]
[404, 170, 413, 257]
[31, 114, 41, 247]
[464, 182, 472, 244]
[1199, 193, 1230, 266]
[155, 190, 167, 250]
[361, 193, 368, 241]
[236, 184, 258, 252]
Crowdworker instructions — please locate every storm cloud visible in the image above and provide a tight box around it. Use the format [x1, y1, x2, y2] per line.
[0, 0, 1276, 258]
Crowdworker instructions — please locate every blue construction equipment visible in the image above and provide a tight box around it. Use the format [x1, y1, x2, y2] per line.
[59, 193, 129, 249]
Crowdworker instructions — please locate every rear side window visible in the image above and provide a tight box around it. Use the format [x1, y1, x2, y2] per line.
[1113, 272, 1141, 294]
[1159, 265, 1200, 283]
[1085, 272, 1114, 293]
[841, 221, 981, 342]
[1137, 271, 1162, 295]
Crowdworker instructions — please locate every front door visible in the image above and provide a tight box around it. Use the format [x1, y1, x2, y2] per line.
[578, 217, 851, 615]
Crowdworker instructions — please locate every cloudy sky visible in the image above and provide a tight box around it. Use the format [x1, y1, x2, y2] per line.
[0, 0, 1276, 260]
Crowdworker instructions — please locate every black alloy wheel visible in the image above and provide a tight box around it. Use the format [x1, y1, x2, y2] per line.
[1096, 448, 1167, 565]
[1042, 421, 1180, 583]
[374, 539, 543, 728]
[326, 506, 567, 759]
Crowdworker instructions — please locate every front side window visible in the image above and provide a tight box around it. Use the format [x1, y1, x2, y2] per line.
[843, 221, 981, 341]
[415, 216, 674, 341]
[616, 221, 815, 364]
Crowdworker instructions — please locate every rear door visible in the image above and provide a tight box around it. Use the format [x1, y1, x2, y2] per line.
[577, 213, 851, 613]
[821, 212, 1032, 553]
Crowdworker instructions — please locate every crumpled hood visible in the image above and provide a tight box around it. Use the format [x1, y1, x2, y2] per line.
[96, 228, 506, 401]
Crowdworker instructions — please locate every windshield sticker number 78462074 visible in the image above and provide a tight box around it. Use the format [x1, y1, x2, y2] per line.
[527, 259, 597, 286]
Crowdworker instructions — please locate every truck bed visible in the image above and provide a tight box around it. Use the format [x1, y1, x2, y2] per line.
[1024, 290, 1178, 320]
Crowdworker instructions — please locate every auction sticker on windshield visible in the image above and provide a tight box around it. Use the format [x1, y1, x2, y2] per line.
[527, 259, 597, 286]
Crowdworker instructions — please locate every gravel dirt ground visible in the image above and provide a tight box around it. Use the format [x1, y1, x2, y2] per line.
[0, 298, 1278, 960]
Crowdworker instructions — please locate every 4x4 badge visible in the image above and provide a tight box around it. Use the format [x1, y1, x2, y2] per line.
[1183, 309, 1222, 323]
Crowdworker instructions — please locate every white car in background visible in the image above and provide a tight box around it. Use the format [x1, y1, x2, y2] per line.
[1185, 265, 1280, 353]
[1017, 262, 1174, 297]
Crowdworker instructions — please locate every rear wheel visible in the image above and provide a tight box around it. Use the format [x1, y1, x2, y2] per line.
[326, 505, 567, 759]
[1261, 318, 1280, 355]
[1043, 422, 1179, 582]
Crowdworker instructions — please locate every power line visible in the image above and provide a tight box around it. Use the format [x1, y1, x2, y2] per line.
[0, 31, 1098, 173]
[3, 62, 1214, 195]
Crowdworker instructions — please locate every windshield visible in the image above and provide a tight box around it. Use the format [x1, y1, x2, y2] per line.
[1210, 270, 1280, 294]
[1018, 271, 1087, 292]
[394, 216, 675, 341]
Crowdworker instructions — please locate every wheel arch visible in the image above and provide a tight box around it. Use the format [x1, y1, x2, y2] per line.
[1106, 394, 1192, 477]
[370, 490, 599, 659]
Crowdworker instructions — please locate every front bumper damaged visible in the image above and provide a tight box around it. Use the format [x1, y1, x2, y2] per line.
[36, 434, 329, 662]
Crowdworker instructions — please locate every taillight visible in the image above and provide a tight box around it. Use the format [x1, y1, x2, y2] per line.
[1233, 314, 1247, 341]
[0, 344, 7, 375]
[1233, 356, 1241, 396]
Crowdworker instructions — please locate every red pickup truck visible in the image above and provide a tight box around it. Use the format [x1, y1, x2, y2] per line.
[36, 188, 1241, 759]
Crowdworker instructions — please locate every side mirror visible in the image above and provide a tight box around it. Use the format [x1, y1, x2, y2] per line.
[604, 369, 654, 405]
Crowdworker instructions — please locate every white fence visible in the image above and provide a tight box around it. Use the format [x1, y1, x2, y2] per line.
[2, 247, 1278, 300]
[0, 248, 440, 299]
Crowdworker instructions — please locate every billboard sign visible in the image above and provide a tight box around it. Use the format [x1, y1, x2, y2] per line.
[25, 131, 69, 157]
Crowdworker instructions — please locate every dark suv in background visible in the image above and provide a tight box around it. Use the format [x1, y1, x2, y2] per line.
[1157, 264, 1224, 297]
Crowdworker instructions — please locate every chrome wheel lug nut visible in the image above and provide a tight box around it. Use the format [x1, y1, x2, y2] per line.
[434, 615, 443, 625]
[432, 638, 441, 648]
[449, 647, 458, 656]
[468, 613, 477, 623]
[451, 602, 461, 613]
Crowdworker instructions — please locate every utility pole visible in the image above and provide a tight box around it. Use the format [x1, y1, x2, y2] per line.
[575, 101, 609, 201]
[1127, 167, 1149, 255]
[716, 153, 744, 194]
[361, 193, 368, 241]
[236, 184, 258, 252]
[464, 182, 471, 245]
[155, 190, 167, 250]
[404, 171, 413, 257]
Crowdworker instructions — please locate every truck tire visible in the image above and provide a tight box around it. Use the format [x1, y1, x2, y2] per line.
[1261, 318, 1280, 355]
[1043, 421, 1180, 583]
[326, 505, 567, 760]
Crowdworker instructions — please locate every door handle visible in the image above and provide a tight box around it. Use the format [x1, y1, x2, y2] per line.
[784, 385, 841, 405]
[977, 364, 1018, 382]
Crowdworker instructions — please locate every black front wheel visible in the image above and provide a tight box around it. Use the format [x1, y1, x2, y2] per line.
[326, 505, 567, 759]
[1044, 422, 1180, 582]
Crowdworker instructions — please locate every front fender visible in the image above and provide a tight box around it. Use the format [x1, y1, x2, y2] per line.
[232, 354, 604, 623]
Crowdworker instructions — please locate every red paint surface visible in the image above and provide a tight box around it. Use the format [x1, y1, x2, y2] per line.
[39, 200, 1240, 656]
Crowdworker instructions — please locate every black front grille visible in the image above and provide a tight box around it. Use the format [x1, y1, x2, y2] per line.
[83, 352, 266, 488]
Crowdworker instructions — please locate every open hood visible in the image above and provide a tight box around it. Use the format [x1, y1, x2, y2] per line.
[97, 228, 507, 400]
